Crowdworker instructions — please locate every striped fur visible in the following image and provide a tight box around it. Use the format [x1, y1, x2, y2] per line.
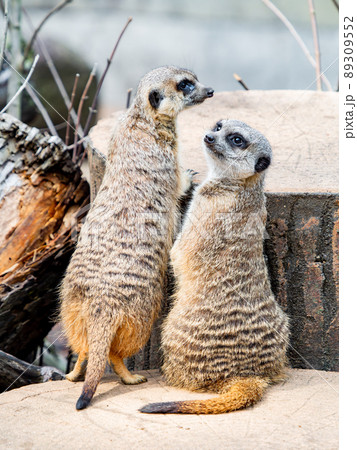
[141, 120, 289, 415]
[59, 66, 213, 410]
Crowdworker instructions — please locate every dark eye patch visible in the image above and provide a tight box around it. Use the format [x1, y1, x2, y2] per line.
[177, 79, 195, 94]
[213, 122, 222, 132]
[227, 133, 248, 149]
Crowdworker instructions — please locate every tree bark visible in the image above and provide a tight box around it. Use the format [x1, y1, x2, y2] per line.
[0, 113, 89, 361]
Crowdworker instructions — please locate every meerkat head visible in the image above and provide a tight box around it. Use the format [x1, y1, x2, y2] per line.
[203, 119, 272, 180]
[135, 66, 214, 120]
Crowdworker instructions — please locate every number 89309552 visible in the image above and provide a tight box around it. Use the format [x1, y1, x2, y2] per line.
[344, 17, 354, 79]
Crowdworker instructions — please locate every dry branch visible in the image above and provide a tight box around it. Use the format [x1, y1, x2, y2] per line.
[1, 53, 39, 114]
[72, 63, 97, 162]
[25, 83, 58, 136]
[331, 0, 339, 10]
[0, 0, 9, 71]
[65, 73, 80, 146]
[260, 0, 333, 91]
[126, 88, 133, 108]
[21, 0, 72, 69]
[22, 7, 83, 138]
[6, 0, 22, 118]
[82, 17, 133, 138]
[308, 0, 321, 91]
[233, 73, 249, 90]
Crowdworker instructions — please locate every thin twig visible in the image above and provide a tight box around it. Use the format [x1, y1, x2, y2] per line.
[331, 0, 339, 11]
[2, 51, 82, 133]
[21, 0, 72, 69]
[7, 0, 22, 118]
[126, 88, 133, 108]
[1, 53, 39, 114]
[36, 35, 83, 135]
[78, 140, 90, 167]
[25, 83, 58, 136]
[67, 136, 87, 150]
[65, 73, 80, 146]
[22, 8, 83, 136]
[260, 0, 333, 91]
[308, 0, 321, 91]
[233, 73, 249, 90]
[0, 0, 9, 71]
[72, 63, 97, 163]
[82, 17, 132, 138]
[39, 122, 68, 133]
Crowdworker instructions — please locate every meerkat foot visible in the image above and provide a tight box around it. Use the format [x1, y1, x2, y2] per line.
[66, 352, 87, 382]
[121, 373, 147, 385]
[109, 353, 147, 385]
[66, 371, 84, 382]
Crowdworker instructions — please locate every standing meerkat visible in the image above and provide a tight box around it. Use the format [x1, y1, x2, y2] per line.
[140, 119, 289, 415]
[60, 66, 214, 410]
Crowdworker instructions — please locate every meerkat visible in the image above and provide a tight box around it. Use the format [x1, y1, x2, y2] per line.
[60, 66, 214, 410]
[140, 119, 289, 415]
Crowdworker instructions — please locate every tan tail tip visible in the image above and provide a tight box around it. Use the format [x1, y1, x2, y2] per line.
[139, 401, 181, 414]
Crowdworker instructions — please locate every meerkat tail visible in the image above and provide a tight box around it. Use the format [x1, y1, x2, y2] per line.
[76, 322, 118, 411]
[76, 349, 108, 410]
[139, 377, 268, 415]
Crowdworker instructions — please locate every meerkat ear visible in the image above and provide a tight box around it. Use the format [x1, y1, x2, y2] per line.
[255, 156, 271, 173]
[149, 90, 163, 109]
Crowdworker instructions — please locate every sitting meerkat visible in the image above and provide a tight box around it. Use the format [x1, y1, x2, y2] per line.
[140, 119, 289, 415]
[60, 66, 214, 410]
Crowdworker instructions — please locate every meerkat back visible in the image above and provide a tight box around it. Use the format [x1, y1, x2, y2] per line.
[59, 66, 214, 410]
[141, 119, 289, 415]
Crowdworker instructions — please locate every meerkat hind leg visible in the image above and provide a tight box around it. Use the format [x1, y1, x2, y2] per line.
[110, 353, 147, 385]
[66, 351, 87, 382]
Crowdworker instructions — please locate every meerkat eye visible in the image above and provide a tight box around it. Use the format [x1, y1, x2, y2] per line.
[228, 134, 247, 149]
[214, 122, 222, 132]
[177, 79, 195, 93]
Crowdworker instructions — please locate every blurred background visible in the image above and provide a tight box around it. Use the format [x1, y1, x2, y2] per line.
[20, 0, 338, 117]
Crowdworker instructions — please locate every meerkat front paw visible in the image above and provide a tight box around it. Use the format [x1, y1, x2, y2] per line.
[181, 168, 198, 196]
[121, 373, 147, 385]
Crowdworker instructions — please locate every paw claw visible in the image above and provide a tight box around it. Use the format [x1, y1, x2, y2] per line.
[121, 373, 147, 385]
[181, 168, 198, 195]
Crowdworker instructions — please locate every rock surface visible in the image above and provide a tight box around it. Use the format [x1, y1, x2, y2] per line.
[0, 369, 338, 449]
[90, 90, 338, 194]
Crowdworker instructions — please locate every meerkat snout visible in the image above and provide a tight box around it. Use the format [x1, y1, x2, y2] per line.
[204, 133, 215, 144]
[255, 155, 271, 172]
[203, 119, 272, 179]
[206, 88, 214, 98]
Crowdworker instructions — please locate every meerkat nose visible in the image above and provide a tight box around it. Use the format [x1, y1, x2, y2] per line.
[206, 88, 214, 98]
[204, 134, 215, 144]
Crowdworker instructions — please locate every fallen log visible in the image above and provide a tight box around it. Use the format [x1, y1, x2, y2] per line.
[0, 113, 89, 362]
[0, 349, 64, 392]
